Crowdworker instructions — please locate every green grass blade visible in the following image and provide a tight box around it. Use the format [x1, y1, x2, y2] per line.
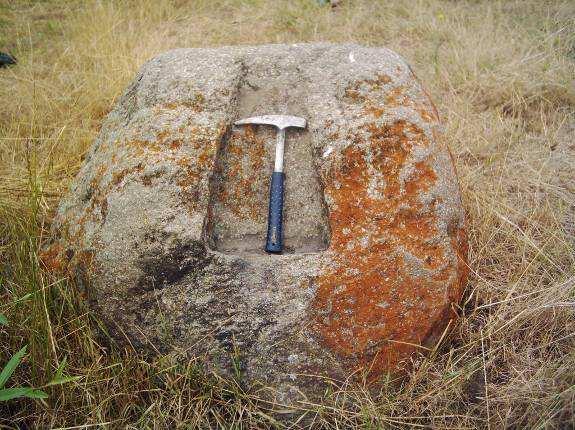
[14, 293, 33, 304]
[45, 357, 81, 387]
[0, 387, 48, 402]
[0, 388, 34, 401]
[0, 345, 27, 389]
[0, 313, 7, 326]
[45, 375, 81, 387]
[23, 389, 49, 399]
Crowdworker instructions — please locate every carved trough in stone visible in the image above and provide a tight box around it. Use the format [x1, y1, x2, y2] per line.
[45, 43, 468, 404]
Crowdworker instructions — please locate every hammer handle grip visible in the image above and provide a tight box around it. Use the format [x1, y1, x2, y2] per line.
[265, 172, 284, 253]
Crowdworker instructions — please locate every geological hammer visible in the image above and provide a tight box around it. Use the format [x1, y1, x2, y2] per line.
[234, 115, 307, 253]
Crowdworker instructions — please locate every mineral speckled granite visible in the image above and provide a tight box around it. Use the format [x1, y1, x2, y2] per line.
[44, 43, 469, 404]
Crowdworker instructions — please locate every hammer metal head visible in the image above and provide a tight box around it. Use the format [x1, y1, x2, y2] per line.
[234, 114, 306, 130]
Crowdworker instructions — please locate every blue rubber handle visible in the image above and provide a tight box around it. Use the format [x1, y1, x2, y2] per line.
[265, 172, 285, 253]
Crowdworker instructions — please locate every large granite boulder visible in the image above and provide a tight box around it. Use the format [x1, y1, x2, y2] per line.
[45, 43, 468, 403]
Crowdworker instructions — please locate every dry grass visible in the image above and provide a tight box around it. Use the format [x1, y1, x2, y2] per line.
[1, 0, 574, 428]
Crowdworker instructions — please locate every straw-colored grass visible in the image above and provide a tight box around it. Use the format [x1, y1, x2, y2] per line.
[1, 0, 574, 428]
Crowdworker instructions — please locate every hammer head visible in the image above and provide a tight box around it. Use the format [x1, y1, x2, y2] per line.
[234, 114, 306, 130]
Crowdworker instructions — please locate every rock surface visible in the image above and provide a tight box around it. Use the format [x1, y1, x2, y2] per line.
[45, 43, 468, 403]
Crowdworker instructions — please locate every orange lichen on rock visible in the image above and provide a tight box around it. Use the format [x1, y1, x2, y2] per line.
[117, 126, 222, 212]
[127, 139, 163, 155]
[358, 81, 439, 125]
[160, 93, 205, 113]
[345, 74, 393, 103]
[111, 163, 144, 187]
[171, 127, 222, 212]
[40, 243, 65, 273]
[40, 241, 96, 289]
[311, 119, 467, 377]
[214, 125, 267, 220]
[384, 86, 407, 107]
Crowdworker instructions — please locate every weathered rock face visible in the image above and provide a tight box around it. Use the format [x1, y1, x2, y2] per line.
[46, 43, 468, 403]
